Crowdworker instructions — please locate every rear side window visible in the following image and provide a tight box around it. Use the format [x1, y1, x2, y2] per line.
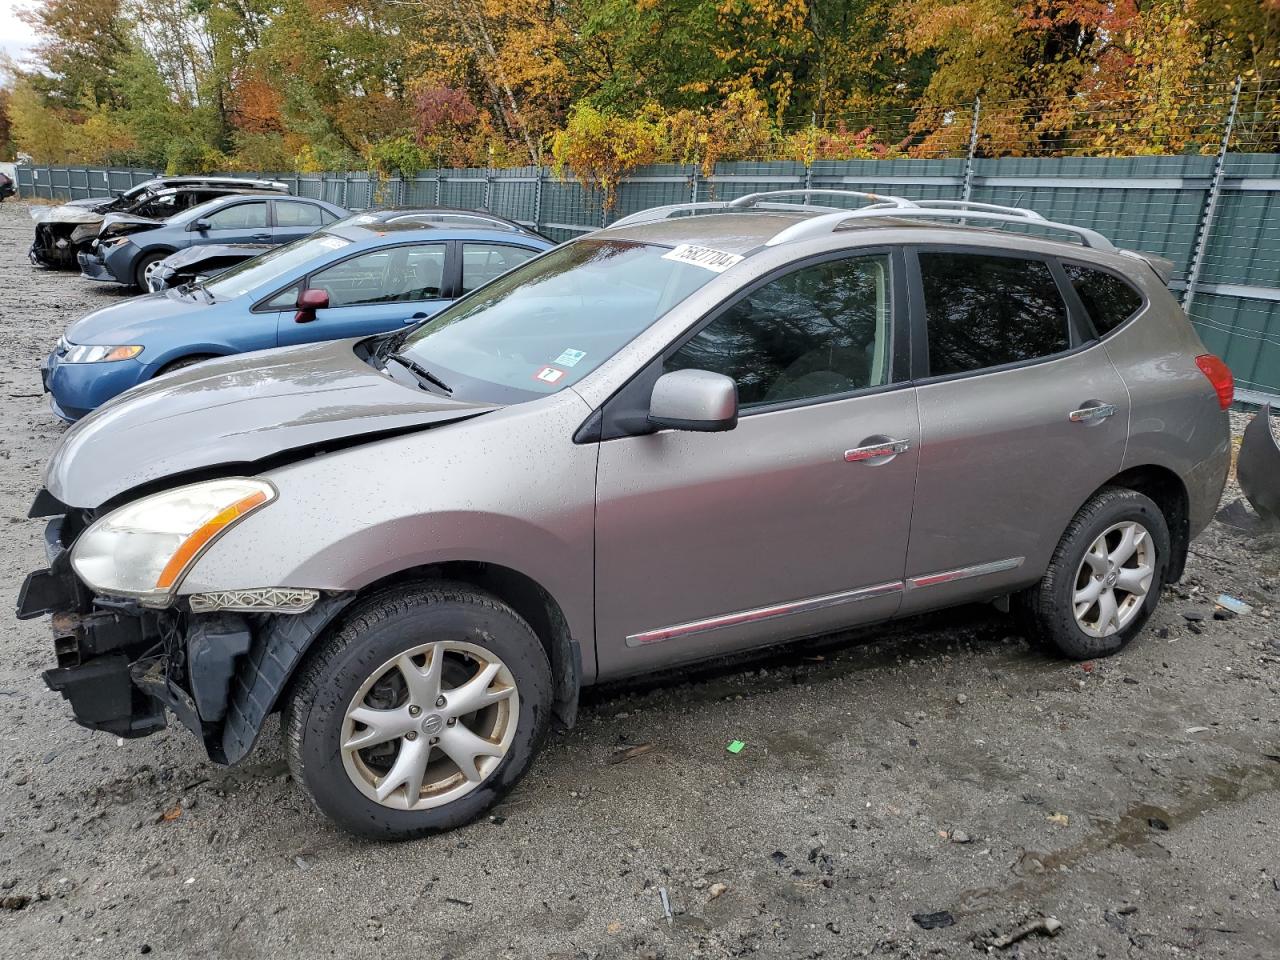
[276, 201, 324, 228]
[919, 252, 1070, 376]
[1064, 263, 1143, 335]
[461, 243, 539, 293]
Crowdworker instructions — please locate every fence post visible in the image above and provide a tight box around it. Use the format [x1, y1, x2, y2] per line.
[803, 111, 816, 202]
[484, 170, 492, 211]
[690, 162, 699, 203]
[961, 97, 981, 202]
[435, 172, 442, 206]
[1182, 77, 1242, 315]
[533, 167, 543, 234]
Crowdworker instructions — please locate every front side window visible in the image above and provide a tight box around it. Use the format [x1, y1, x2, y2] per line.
[207, 202, 267, 230]
[461, 242, 539, 293]
[1064, 263, 1144, 335]
[276, 201, 325, 228]
[308, 243, 446, 307]
[919, 251, 1070, 376]
[665, 254, 893, 408]
[398, 239, 724, 401]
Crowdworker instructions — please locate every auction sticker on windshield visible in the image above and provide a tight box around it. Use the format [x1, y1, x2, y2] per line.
[534, 366, 566, 384]
[661, 244, 744, 273]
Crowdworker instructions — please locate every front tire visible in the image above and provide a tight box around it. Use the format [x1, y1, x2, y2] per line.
[134, 251, 170, 290]
[1019, 487, 1170, 659]
[284, 583, 553, 839]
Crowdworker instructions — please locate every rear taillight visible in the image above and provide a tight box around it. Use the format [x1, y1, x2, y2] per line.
[1195, 354, 1233, 410]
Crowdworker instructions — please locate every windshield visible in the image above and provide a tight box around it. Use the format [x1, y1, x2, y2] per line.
[204, 232, 352, 301]
[397, 238, 722, 402]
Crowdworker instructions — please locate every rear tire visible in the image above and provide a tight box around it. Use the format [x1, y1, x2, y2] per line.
[1018, 487, 1170, 659]
[283, 583, 553, 839]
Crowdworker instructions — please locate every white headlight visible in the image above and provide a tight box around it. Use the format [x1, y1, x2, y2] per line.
[71, 478, 275, 604]
[62, 344, 143, 363]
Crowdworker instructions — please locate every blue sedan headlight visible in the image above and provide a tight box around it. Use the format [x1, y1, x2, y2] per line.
[62, 344, 143, 363]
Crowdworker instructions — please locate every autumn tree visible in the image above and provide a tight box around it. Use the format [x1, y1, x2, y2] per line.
[18, 0, 134, 109]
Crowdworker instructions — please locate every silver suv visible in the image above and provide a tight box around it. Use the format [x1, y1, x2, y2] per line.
[19, 192, 1233, 838]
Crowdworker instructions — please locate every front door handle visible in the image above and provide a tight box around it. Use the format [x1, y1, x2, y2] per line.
[845, 438, 911, 463]
[1069, 402, 1118, 424]
[251, 233, 271, 242]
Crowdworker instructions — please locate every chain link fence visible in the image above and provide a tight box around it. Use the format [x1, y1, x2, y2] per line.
[13, 79, 1280, 400]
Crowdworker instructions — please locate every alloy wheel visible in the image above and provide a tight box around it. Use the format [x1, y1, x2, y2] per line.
[340, 640, 519, 811]
[1072, 520, 1155, 638]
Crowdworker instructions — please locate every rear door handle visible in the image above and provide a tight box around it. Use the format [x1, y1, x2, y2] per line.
[845, 438, 911, 463]
[1069, 402, 1118, 423]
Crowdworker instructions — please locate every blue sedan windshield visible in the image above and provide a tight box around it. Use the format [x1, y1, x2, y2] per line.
[203, 233, 352, 301]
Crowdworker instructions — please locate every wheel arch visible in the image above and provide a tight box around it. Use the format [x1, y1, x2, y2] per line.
[147, 345, 233, 377]
[351, 562, 582, 729]
[218, 561, 582, 766]
[1087, 464, 1191, 582]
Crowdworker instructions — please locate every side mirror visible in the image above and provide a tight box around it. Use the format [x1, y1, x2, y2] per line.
[189, 218, 212, 233]
[648, 369, 738, 432]
[294, 288, 330, 324]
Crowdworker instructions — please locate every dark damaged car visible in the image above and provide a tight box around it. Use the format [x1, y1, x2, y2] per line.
[80, 194, 347, 289]
[30, 176, 289, 269]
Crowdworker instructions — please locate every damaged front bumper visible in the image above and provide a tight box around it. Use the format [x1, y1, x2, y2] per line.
[17, 506, 352, 764]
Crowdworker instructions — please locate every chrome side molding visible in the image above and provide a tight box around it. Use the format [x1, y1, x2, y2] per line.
[907, 556, 1024, 589]
[626, 580, 903, 647]
[625, 557, 1025, 647]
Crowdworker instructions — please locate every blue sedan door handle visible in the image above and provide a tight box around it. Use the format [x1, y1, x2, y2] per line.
[251, 233, 271, 242]
[405, 312, 430, 323]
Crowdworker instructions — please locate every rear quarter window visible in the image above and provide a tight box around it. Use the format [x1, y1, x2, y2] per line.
[1064, 263, 1144, 336]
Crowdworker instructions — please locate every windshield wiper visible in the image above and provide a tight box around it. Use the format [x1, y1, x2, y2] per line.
[194, 284, 215, 304]
[386, 353, 452, 395]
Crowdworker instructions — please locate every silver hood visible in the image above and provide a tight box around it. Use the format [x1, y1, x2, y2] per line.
[45, 339, 498, 508]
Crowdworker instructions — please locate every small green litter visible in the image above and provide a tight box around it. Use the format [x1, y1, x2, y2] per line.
[726, 740, 746, 754]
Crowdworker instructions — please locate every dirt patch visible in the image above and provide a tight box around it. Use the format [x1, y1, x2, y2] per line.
[0, 199, 1277, 958]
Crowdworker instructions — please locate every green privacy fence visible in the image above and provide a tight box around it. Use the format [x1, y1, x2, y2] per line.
[14, 154, 1280, 400]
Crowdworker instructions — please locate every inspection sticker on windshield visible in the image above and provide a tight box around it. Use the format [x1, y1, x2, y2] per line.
[554, 348, 587, 367]
[662, 243, 743, 273]
[534, 366, 566, 385]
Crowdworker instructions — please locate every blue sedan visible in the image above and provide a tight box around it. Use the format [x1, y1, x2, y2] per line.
[44, 222, 553, 420]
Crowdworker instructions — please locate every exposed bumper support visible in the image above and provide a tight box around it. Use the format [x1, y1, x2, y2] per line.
[20, 512, 355, 764]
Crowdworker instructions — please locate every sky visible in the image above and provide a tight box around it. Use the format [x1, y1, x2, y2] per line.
[0, 0, 39, 68]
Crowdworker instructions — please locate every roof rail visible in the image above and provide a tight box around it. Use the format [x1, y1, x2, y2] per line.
[608, 188, 917, 228]
[909, 199, 1045, 220]
[607, 187, 1115, 252]
[728, 189, 918, 210]
[765, 206, 1115, 251]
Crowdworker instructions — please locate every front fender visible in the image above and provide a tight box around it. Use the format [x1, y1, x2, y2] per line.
[179, 393, 599, 656]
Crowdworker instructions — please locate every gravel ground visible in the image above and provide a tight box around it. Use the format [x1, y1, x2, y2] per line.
[1, 198, 1278, 960]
